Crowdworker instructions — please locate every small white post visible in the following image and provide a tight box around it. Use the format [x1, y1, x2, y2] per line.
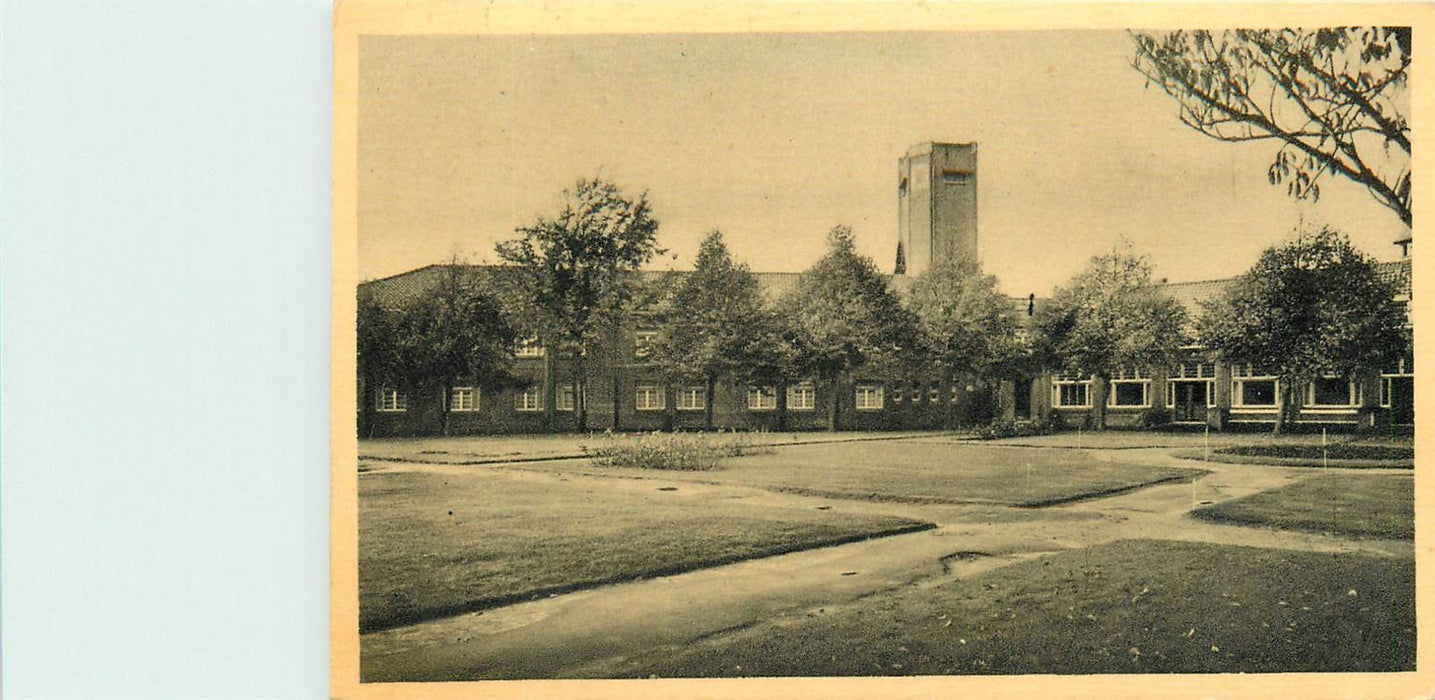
[1204, 423, 1210, 463]
[1322, 427, 1328, 470]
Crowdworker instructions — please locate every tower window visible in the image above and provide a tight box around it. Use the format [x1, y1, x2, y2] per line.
[941, 170, 972, 185]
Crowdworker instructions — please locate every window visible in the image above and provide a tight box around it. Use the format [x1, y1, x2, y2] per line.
[1107, 369, 1150, 408]
[747, 386, 777, 411]
[557, 385, 577, 412]
[1231, 364, 1278, 409]
[677, 385, 706, 411]
[928, 386, 940, 403]
[1166, 380, 1217, 408]
[449, 387, 479, 412]
[855, 384, 884, 411]
[787, 383, 815, 411]
[376, 388, 408, 412]
[516, 388, 542, 412]
[1170, 361, 1216, 379]
[941, 169, 973, 185]
[634, 330, 659, 359]
[1381, 350, 1413, 408]
[1306, 377, 1360, 408]
[515, 336, 545, 357]
[1051, 373, 1091, 408]
[635, 384, 664, 411]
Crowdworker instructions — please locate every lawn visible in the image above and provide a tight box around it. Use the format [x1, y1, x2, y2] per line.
[550, 442, 1206, 507]
[359, 469, 932, 632]
[622, 539, 1415, 677]
[1192, 473, 1414, 539]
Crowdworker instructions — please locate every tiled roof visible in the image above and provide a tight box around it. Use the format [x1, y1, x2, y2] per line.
[359, 257, 1412, 319]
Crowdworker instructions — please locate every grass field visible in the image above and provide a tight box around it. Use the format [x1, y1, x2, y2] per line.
[622, 539, 1415, 677]
[359, 469, 932, 632]
[1192, 474, 1414, 539]
[549, 442, 1206, 507]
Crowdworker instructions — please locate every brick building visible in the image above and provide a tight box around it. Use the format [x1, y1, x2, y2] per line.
[358, 142, 1413, 436]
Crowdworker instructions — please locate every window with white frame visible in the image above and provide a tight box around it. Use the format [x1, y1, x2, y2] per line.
[855, 384, 884, 411]
[557, 385, 577, 412]
[515, 335, 545, 357]
[1166, 380, 1217, 408]
[377, 388, 408, 412]
[1107, 369, 1150, 408]
[449, 387, 479, 412]
[1051, 373, 1091, 408]
[787, 383, 815, 410]
[635, 384, 664, 411]
[516, 387, 542, 412]
[1170, 361, 1216, 379]
[747, 386, 777, 411]
[1305, 376, 1361, 408]
[928, 385, 940, 403]
[634, 330, 659, 359]
[1231, 364, 1278, 408]
[1380, 352, 1413, 408]
[677, 385, 706, 411]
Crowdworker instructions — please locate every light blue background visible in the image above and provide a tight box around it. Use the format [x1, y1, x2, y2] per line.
[1, 2, 331, 697]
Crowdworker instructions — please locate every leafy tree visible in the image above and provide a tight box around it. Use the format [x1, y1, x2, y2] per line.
[495, 178, 662, 431]
[1035, 248, 1189, 430]
[357, 265, 523, 436]
[781, 225, 922, 430]
[356, 294, 403, 438]
[649, 231, 777, 429]
[398, 265, 523, 436]
[906, 247, 1022, 428]
[1131, 28, 1411, 227]
[1198, 226, 1406, 434]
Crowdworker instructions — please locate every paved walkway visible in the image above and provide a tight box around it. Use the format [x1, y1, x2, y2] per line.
[359, 441, 1412, 681]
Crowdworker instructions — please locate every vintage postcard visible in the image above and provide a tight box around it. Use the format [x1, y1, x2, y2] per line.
[332, 2, 1433, 698]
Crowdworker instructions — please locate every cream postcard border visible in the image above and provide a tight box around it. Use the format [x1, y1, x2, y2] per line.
[331, 3, 1435, 698]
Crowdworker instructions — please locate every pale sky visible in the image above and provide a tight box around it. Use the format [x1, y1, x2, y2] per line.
[357, 31, 1407, 295]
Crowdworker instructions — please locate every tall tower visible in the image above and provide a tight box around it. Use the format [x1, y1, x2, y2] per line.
[895, 142, 978, 275]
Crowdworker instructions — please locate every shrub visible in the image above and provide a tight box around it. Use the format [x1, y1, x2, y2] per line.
[581, 431, 773, 471]
[1137, 406, 1172, 429]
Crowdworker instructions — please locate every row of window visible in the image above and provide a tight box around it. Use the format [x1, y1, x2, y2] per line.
[1050, 375, 1368, 410]
[375, 383, 829, 414]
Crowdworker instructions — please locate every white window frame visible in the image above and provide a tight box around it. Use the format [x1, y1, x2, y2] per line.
[1380, 355, 1413, 409]
[635, 384, 665, 411]
[747, 386, 777, 411]
[516, 387, 542, 412]
[1051, 374, 1091, 408]
[1230, 365, 1279, 409]
[634, 330, 659, 359]
[515, 335, 545, 357]
[557, 385, 577, 412]
[787, 383, 816, 411]
[1107, 380, 1150, 408]
[377, 388, 408, 412]
[1165, 380, 1216, 409]
[1304, 377, 1362, 409]
[449, 386, 479, 412]
[677, 385, 706, 411]
[855, 384, 884, 411]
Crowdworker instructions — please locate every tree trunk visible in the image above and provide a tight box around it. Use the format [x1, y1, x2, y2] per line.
[776, 380, 788, 432]
[704, 374, 716, 431]
[543, 346, 557, 433]
[827, 374, 842, 432]
[440, 378, 454, 437]
[575, 355, 588, 433]
[1273, 376, 1291, 436]
[663, 380, 676, 432]
[1091, 375, 1108, 431]
[948, 374, 960, 431]
[611, 367, 621, 432]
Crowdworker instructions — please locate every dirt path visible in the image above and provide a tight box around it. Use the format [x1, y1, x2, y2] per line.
[359, 441, 1412, 681]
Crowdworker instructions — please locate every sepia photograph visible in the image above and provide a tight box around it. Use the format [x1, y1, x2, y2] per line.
[331, 4, 1430, 698]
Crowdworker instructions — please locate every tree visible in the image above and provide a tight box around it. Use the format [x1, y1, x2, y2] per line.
[649, 231, 776, 429]
[781, 225, 922, 430]
[398, 265, 523, 436]
[1035, 248, 1189, 430]
[357, 265, 523, 436]
[356, 294, 403, 438]
[495, 178, 662, 432]
[906, 247, 1021, 428]
[1131, 28, 1411, 228]
[1198, 226, 1406, 434]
